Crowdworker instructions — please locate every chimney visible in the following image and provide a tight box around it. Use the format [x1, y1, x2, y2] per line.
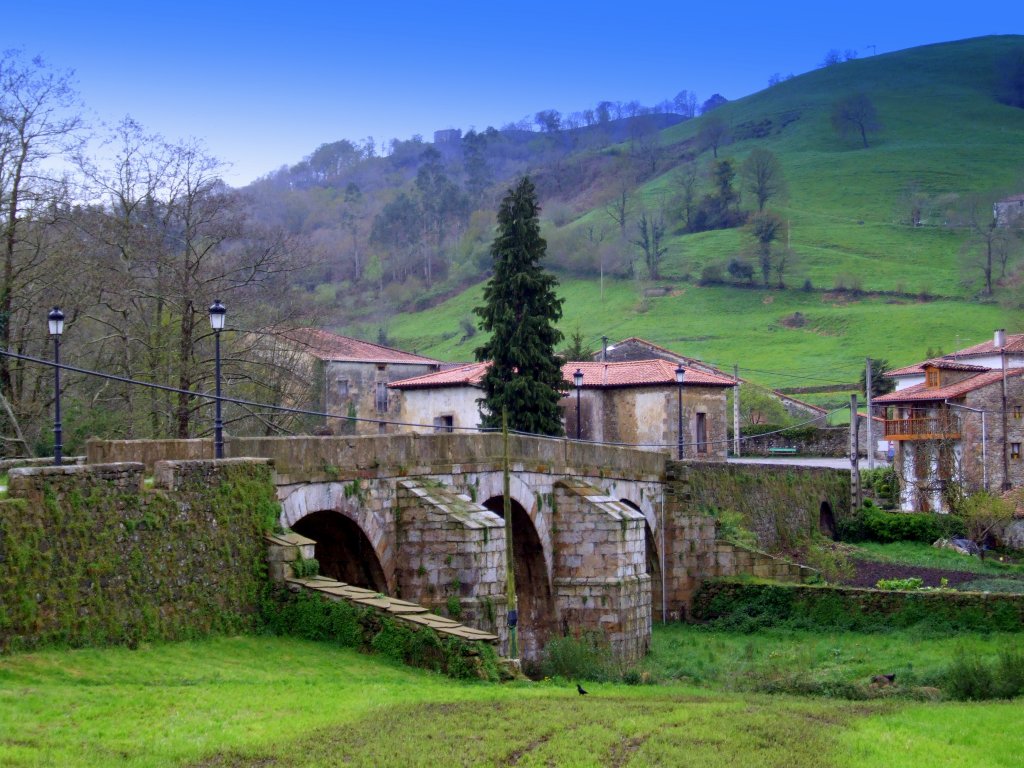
[994, 329, 1006, 349]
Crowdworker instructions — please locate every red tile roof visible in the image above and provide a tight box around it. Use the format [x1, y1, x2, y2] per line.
[390, 362, 490, 389]
[390, 359, 736, 390]
[875, 368, 1024, 404]
[946, 333, 1024, 357]
[884, 335, 1024, 378]
[602, 337, 732, 377]
[278, 328, 440, 365]
[564, 360, 736, 388]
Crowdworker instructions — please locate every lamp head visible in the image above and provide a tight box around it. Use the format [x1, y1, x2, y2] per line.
[208, 299, 226, 331]
[573, 368, 584, 388]
[675, 364, 685, 385]
[47, 307, 65, 337]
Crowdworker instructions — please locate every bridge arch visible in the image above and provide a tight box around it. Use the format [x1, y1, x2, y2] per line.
[471, 472, 553, 582]
[278, 482, 395, 594]
[482, 493, 555, 661]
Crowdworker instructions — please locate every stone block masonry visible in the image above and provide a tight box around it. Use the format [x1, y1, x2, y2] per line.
[552, 479, 651, 662]
[0, 459, 277, 651]
[394, 479, 508, 648]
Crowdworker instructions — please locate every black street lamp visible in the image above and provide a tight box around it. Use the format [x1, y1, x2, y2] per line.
[209, 300, 226, 459]
[573, 368, 584, 440]
[48, 307, 64, 466]
[675, 364, 685, 460]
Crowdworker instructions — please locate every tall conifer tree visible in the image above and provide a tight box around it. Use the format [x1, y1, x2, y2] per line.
[474, 177, 567, 435]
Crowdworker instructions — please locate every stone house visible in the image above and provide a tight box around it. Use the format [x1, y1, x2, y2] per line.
[274, 328, 441, 435]
[875, 364, 1024, 512]
[389, 358, 736, 460]
[597, 337, 827, 425]
[994, 194, 1024, 228]
[885, 330, 1024, 392]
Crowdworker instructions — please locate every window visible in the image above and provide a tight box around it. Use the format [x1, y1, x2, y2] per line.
[375, 382, 388, 413]
[1012, 443, 1021, 460]
[337, 379, 349, 398]
[433, 415, 454, 433]
[925, 368, 940, 388]
[1015, 405, 1022, 420]
[696, 412, 708, 454]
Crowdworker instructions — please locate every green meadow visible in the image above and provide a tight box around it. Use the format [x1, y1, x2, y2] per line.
[1, 631, 1022, 767]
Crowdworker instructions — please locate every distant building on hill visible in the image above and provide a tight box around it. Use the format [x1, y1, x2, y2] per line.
[433, 129, 462, 145]
[994, 194, 1024, 228]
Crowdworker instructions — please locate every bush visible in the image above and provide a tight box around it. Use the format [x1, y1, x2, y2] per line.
[540, 632, 616, 682]
[861, 467, 899, 508]
[804, 543, 855, 583]
[876, 577, 924, 591]
[944, 649, 1024, 700]
[838, 505, 964, 543]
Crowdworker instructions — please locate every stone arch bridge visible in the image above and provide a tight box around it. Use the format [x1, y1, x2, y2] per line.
[88, 434, 849, 662]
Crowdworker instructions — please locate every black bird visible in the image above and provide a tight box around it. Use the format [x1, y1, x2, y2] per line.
[577, 683, 588, 696]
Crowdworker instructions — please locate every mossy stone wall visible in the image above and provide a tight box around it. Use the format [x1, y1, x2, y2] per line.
[692, 580, 1024, 632]
[0, 459, 277, 651]
[667, 461, 851, 550]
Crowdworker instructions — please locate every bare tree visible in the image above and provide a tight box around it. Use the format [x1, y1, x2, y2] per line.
[952, 194, 1020, 296]
[741, 148, 787, 212]
[0, 51, 84, 448]
[830, 93, 882, 148]
[748, 211, 783, 287]
[632, 208, 668, 280]
[670, 161, 700, 231]
[697, 112, 729, 158]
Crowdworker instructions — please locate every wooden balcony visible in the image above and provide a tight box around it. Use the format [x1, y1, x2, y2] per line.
[883, 416, 960, 441]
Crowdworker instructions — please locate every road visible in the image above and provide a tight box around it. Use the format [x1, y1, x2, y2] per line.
[728, 456, 889, 470]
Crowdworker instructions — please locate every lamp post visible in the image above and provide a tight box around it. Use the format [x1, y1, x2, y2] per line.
[47, 307, 64, 466]
[675, 364, 685, 460]
[573, 368, 584, 440]
[209, 300, 226, 459]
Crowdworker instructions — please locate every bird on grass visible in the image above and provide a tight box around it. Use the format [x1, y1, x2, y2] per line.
[576, 683, 588, 696]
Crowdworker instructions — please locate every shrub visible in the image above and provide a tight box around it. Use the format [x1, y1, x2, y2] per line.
[944, 649, 1024, 700]
[861, 467, 899, 508]
[876, 577, 924, 591]
[804, 543, 855, 584]
[540, 632, 616, 681]
[838, 506, 964, 543]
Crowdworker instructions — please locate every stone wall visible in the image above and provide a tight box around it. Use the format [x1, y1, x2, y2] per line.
[394, 479, 508, 647]
[87, 433, 668, 482]
[551, 479, 651, 663]
[666, 461, 850, 551]
[692, 579, 1024, 632]
[0, 459, 277, 651]
[323, 359, 439, 437]
[737, 427, 852, 458]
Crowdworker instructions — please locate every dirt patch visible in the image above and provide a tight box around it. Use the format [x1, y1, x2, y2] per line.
[843, 559, 991, 589]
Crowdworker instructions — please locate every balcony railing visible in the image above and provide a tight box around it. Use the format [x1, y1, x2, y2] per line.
[883, 415, 961, 440]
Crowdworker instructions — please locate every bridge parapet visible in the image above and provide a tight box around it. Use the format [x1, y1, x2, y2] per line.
[87, 433, 666, 484]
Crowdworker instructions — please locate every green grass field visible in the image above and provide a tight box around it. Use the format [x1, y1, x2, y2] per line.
[379, 36, 1024, 390]
[388, 278, 1013, 391]
[1, 632, 1022, 767]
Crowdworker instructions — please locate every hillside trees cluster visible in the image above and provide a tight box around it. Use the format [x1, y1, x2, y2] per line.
[0, 52, 310, 455]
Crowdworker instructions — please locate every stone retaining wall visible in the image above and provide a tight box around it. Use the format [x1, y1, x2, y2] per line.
[0, 459, 276, 651]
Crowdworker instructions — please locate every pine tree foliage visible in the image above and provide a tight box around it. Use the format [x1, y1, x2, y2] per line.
[474, 177, 567, 435]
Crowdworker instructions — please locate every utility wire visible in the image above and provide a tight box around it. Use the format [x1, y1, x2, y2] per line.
[2, 348, 852, 452]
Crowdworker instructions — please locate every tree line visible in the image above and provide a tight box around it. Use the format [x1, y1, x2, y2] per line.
[0, 51, 315, 456]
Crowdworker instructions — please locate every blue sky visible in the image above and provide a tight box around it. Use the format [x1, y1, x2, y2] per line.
[4, 1, 1019, 186]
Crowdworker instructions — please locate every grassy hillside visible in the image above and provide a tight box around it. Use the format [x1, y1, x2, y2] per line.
[382, 36, 1024, 385]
